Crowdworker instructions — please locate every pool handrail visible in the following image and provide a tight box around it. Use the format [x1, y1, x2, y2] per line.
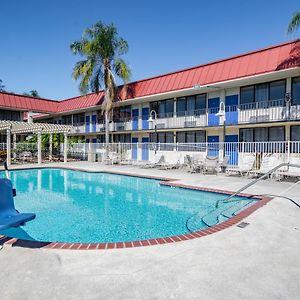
[220, 163, 300, 204]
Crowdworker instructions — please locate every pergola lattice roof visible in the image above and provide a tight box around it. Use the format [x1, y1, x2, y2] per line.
[0, 121, 73, 134]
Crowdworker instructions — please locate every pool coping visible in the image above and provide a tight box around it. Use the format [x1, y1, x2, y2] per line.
[0, 166, 273, 250]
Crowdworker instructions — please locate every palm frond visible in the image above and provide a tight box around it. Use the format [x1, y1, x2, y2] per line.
[72, 59, 95, 94]
[90, 67, 104, 93]
[288, 12, 300, 33]
[113, 58, 131, 83]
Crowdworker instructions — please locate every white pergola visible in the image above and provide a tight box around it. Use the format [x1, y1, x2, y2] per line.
[0, 121, 73, 166]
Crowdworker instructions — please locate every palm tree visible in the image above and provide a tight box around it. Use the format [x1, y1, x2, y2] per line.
[0, 79, 5, 92]
[70, 21, 131, 149]
[23, 90, 41, 98]
[288, 12, 300, 33]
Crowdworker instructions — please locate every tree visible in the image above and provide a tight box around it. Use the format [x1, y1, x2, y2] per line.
[288, 12, 300, 33]
[70, 21, 131, 149]
[0, 79, 5, 92]
[23, 90, 41, 98]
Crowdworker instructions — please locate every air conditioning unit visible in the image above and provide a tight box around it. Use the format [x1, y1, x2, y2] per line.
[184, 121, 196, 127]
[156, 123, 165, 129]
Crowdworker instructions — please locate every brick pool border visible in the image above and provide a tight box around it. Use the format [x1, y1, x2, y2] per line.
[0, 166, 272, 250]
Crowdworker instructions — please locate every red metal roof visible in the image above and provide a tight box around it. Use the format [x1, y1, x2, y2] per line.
[0, 40, 299, 114]
[117, 39, 300, 100]
[0, 92, 58, 113]
[57, 92, 103, 113]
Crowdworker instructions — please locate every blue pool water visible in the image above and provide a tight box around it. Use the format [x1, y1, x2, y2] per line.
[0, 168, 255, 243]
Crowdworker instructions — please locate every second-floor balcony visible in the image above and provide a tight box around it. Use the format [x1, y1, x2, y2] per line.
[69, 99, 300, 134]
[239, 99, 300, 124]
[154, 109, 207, 129]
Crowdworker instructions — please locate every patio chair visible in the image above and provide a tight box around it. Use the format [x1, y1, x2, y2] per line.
[203, 156, 219, 175]
[246, 155, 278, 178]
[104, 152, 121, 165]
[19, 151, 33, 162]
[278, 157, 300, 180]
[158, 155, 181, 170]
[182, 155, 193, 170]
[189, 155, 205, 173]
[219, 155, 230, 173]
[140, 155, 165, 169]
[226, 155, 255, 177]
[0, 179, 35, 231]
[257, 156, 280, 176]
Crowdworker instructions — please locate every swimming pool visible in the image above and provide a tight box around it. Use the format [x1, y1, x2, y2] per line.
[0, 168, 258, 244]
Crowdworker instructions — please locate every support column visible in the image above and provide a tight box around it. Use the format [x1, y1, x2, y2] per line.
[173, 97, 177, 117]
[13, 133, 17, 160]
[219, 90, 226, 160]
[6, 129, 11, 166]
[37, 131, 42, 165]
[64, 132, 68, 163]
[49, 133, 53, 162]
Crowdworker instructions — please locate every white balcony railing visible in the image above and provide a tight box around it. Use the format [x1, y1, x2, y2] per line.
[68, 101, 300, 134]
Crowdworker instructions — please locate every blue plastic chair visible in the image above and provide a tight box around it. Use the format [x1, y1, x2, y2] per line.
[0, 179, 35, 231]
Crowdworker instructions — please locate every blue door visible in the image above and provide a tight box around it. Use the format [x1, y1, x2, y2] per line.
[225, 95, 238, 125]
[92, 138, 97, 143]
[207, 135, 219, 157]
[132, 109, 139, 130]
[85, 115, 90, 133]
[225, 134, 238, 165]
[86, 138, 90, 143]
[91, 115, 97, 132]
[132, 137, 138, 160]
[208, 98, 220, 126]
[142, 107, 149, 130]
[142, 137, 149, 161]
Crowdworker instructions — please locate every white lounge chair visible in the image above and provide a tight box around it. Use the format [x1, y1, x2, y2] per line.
[203, 156, 219, 174]
[247, 155, 279, 178]
[158, 155, 181, 170]
[226, 155, 255, 177]
[278, 157, 300, 179]
[219, 155, 230, 173]
[140, 155, 165, 169]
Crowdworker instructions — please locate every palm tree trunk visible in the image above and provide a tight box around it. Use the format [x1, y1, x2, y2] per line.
[105, 110, 109, 157]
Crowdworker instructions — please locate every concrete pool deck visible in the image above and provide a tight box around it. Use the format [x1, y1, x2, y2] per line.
[0, 162, 300, 299]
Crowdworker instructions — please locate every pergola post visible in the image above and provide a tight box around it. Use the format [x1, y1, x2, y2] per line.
[37, 130, 42, 165]
[49, 133, 53, 162]
[64, 132, 68, 163]
[6, 129, 11, 166]
[13, 133, 17, 160]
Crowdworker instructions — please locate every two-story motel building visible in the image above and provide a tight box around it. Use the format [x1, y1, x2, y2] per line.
[0, 40, 300, 147]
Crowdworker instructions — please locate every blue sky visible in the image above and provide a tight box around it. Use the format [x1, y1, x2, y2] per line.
[0, 0, 299, 100]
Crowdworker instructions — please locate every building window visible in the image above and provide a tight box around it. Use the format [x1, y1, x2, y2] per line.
[114, 134, 131, 143]
[176, 131, 206, 143]
[73, 113, 85, 126]
[240, 86, 254, 106]
[0, 110, 21, 121]
[291, 125, 300, 141]
[150, 99, 174, 118]
[292, 77, 300, 105]
[61, 115, 72, 125]
[240, 79, 286, 109]
[269, 80, 285, 103]
[176, 94, 206, 116]
[176, 97, 186, 116]
[113, 106, 131, 122]
[269, 126, 285, 142]
[176, 130, 206, 151]
[239, 127, 285, 142]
